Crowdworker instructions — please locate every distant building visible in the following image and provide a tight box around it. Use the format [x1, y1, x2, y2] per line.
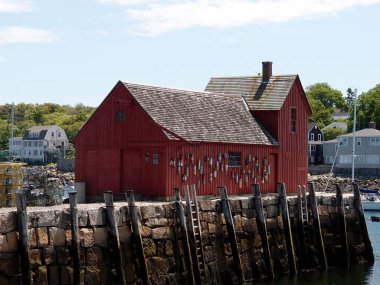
[332, 111, 349, 122]
[308, 122, 324, 165]
[323, 139, 338, 165]
[9, 125, 69, 163]
[322, 122, 347, 132]
[323, 122, 380, 171]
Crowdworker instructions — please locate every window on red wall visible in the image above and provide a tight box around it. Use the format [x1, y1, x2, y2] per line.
[291, 108, 297, 133]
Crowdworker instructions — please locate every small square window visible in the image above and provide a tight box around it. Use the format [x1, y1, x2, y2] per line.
[115, 111, 126, 122]
[228, 152, 242, 167]
[153, 153, 159, 165]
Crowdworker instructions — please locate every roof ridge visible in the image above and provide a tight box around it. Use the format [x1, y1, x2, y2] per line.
[209, 74, 298, 79]
[122, 81, 241, 100]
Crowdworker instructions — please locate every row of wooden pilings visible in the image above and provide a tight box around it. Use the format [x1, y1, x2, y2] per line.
[15, 182, 374, 285]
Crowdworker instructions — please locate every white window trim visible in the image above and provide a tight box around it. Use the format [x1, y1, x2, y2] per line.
[339, 138, 348, 146]
[310, 133, 314, 141]
[366, 155, 379, 164]
[370, 137, 380, 146]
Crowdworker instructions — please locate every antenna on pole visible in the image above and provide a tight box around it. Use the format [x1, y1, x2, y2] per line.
[352, 89, 357, 183]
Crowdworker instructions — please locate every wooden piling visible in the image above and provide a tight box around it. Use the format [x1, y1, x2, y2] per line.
[308, 182, 327, 271]
[69, 191, 81, 285]
[125, 190, 149, 285]
[252, 184, 274, 279]
[335, 184, 349, 268]
[215, 207, 226, 284]
[219, 186, 245, 284]
[16, 192, 32, 285]
[352, 183, 374, 264]
[174, 188, 196, 284]
[277, 183, 297, 275]
[104, 191, 126, 285]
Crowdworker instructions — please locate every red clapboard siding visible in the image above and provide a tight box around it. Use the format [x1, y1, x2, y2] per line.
[75, 75, 310, 199]
[165, 142, 278, 197]
[276, 79, 309, 193]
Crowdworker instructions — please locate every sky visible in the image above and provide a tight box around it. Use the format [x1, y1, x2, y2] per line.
[1, 0, 380, 107]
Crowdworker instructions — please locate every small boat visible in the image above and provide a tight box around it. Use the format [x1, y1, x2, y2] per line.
[369, 216, 380, 222]
[361, 194, 380, 211]
[359, 187, 380, 194]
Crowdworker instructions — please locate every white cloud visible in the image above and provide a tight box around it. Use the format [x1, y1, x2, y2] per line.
[100, 0, 380, 36]
[0, 26, 57, 45]
[98, 0, 147, 5]
[0, 0, 32, 12]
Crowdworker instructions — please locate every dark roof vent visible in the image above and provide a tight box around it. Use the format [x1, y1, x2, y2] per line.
[369, 121, 376, 129]
[262, 61, 272, 81]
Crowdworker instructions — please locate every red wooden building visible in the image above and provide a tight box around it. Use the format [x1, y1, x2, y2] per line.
[75, 62, 311, 201]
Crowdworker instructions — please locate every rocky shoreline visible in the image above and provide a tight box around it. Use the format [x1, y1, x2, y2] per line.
[310, 173, 380, 192]
[22, 164, 380, 194]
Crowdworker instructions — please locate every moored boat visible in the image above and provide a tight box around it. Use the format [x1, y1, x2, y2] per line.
[361, 193, 380, 211]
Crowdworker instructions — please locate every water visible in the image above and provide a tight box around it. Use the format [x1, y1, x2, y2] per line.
[256, 211, 380, 285]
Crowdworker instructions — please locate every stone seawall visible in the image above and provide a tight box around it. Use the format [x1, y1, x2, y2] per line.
[0, 188, 373, 284]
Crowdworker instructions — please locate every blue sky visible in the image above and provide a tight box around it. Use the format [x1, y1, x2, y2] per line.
[1, 0, 380, 107]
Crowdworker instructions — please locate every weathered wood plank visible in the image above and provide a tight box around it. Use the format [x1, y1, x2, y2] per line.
[219, 186, 245, 284]
[252, 183, 274, 279]
[277, 183, 297, 275]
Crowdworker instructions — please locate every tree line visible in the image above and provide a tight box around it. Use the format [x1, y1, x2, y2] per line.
[1, 82, 380, 150]
[306, 82, 380, 140]
[0, 103, 95, 150]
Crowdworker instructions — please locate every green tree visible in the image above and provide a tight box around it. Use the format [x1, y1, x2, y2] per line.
[307, 97, 334, 128]
[347, 84, 380, 131]
[0, 102, 96, 150]
[306, 83, 348, 110]
[323, 127, 346, 141]
[345, 88, 355, 111]
[306, 83, 347, 127]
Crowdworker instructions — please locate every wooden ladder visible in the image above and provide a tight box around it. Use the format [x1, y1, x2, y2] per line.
[185, 185, 207, 284]
[298, 185, 309, 224]
[297, 185, 311, 270]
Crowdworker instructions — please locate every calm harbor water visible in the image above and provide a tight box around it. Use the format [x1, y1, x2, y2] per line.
[257, 211, 380, 285]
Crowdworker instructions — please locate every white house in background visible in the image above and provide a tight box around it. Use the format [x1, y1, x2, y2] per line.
[9, 125, 69, 163]
[332, 111, 349, 122]
[9, 137, 23, 158]
[322, 122, 348, 132]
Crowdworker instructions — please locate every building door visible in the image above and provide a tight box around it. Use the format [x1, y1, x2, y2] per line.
[85, 150, 99, 195]
[122, 149, 144, 195]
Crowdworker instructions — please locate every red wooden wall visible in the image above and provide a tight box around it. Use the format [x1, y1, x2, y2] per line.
[75, 82, 169, 197]
[75, 77, 310, 198]
[165, 143, 278, 197]
[253, 77, 310, 193]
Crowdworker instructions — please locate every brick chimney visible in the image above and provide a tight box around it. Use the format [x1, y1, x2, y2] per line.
[262, 61, 272, 81]
[369, 121, 376, 129]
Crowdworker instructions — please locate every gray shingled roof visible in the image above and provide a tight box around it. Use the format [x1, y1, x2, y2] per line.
[122, 82, 277, 145]
[23, 125, 55, 140]
[339, 128, 380, 138]
[205, 75, 297, 111]
[308, 122, 318, 133]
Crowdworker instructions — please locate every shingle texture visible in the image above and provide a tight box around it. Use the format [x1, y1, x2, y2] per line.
[23, 125, 55, 140]
[340, 128, 380, 138]
[122, 82, 277, 145]
[205, 75, 297, 111]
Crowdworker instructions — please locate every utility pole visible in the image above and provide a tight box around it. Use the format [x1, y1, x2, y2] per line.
[352, 89, 357, 183]
[10, 103, 14, 160]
